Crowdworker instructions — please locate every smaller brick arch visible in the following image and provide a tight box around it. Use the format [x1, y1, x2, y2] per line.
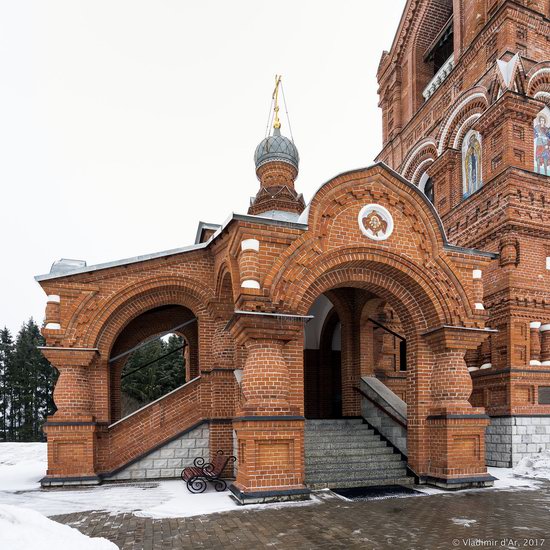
[215, 263, 237, 316]
[437, 88, 489, 154]
[401, 139, 438, 184]
[527, 63, 550, 106]
[78, 276, 215, 357]
[452, 113, 482, 150]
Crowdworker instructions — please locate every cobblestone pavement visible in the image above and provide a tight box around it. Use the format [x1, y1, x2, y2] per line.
[53, 482, 550, 550]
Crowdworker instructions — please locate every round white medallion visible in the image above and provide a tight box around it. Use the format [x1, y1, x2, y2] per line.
[358, 204, 394, 241]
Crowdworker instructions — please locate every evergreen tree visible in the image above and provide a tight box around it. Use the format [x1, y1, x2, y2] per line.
[121, 334, 186, 411]
[6, 319, 57, 441]
[0, 327, 15, 442]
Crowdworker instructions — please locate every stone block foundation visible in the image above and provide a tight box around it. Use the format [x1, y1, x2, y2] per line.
[486, 416, 550, 468]
[106, 423, 210, 481]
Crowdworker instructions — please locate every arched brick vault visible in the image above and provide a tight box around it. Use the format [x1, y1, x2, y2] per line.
[291, 262, 439, 333]
[109, 305, 196, 360]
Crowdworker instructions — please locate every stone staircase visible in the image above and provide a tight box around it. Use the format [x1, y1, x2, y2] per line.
[305, 419, 411, 489]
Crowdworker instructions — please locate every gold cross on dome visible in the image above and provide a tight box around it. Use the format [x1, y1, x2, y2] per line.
[272, 75, 282, 130]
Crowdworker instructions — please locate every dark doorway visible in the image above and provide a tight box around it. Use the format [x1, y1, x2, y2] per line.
[304, 307, 342, 419]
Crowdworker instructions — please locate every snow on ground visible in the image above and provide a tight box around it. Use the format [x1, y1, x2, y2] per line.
[0, 504, 117, 550]
[411, 467, 540, 496]
[0, 443, 319, 518]
[0, 443, 547, 521]
[514, 450, 550, 481]
[488, 466, 541, 489]
[451, 518, 477, 527]
[0, 442, 47, 491]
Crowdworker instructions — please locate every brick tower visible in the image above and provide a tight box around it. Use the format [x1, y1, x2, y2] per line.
[377, 0, 550, 466]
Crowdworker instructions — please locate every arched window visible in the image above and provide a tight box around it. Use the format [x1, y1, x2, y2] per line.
[462, 129, 482, 198]
[419, 172, 435, 204]
[534, 106, 550, 176]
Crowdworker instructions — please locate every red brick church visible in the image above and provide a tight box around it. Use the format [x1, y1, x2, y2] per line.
[36, 0, 550, 504]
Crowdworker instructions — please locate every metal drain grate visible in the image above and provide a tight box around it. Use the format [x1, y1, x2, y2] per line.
[331, 484, 422, 501]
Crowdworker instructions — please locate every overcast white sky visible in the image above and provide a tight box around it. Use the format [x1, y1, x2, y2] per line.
[0, 0, 406, 335]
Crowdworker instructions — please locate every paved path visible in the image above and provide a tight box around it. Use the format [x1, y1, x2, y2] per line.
[53, 482, 550, 550]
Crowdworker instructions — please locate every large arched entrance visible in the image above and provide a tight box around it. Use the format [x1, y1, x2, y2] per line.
[228, 164, 495, 500]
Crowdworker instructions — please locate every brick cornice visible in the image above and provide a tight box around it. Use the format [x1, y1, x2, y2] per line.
[39, 347, 99, 367]
[422, 325, 495, 352]
[228, 311, 305, 346]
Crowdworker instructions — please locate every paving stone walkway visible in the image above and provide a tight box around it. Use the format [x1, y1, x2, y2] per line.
[53, 482, 550, 550]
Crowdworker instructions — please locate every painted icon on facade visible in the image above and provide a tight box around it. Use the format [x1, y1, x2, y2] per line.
[534, 107, 550, 176]
[358, 204, 394, 241]
[462, 130, 482, 198]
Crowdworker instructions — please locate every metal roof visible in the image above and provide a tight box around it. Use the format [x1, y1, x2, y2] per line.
[35, 213, 308, 282]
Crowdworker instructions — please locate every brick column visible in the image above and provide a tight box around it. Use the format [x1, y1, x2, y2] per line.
[422, 326, 493, 488]
[229, 313, 309, 504]
[530, 322, 542, 366]
[206, 319, 237, 475]
[40, 347, 101, 485]
[540, 324, 550, 367]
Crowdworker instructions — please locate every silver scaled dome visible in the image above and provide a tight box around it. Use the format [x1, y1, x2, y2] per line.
[254, 127, 299, 171]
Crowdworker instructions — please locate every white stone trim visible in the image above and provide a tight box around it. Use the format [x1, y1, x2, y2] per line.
[47, 294, 61, 303]
[44, 323, 61, 330]
[480, 363, 492, 370]
[542, 361, 550, 366]
[475, 303, 485, 310]
[241, 239, 260, 252]
[472, 269, 482, 279]
[468, 366, 480, 372]
[540, 324, 550, 332]
[546, 257, 550, 270]
[423, 54, 454, 101]
[241, 280, 260, 289]
[530, 322, 542, 329]
[535, 91, 550, 102]
[530, 360, 542, 366]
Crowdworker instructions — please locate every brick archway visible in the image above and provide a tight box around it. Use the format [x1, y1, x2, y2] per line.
[291, 261, 438, 474]
[88, 278, 215, 359]
[289, 258, 487, 480]
[107, 304, 198, 423]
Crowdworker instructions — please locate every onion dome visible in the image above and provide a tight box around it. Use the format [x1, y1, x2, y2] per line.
[254, 127, 300, 171]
